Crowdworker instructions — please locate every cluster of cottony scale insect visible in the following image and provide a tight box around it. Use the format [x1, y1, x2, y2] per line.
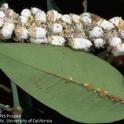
[83, 83, 124, 104]
[0, 3, 124, 56]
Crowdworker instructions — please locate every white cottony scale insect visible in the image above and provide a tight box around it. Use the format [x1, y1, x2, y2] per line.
[28, 25, 47, 39]
[70, 14, 80, 23]
[120, 30, 124, 39]
[97, 19, 115, 30]
[48, 36, 66, 46]
[0, 18, 4, 27]
[19, 16, 28, 25]
[15, 26, 28, 41]
[47, 10, 62, 23]
[35, 11, 46, 24]
[30, 37, 48, 44]
[21, 9, 31, 18]
[93, 38, 106, 48]
[31, 7, 41, 15]
[89, 26, 103, 38]
[109, 37, 122, 47]
[80, 13, 92, 26]
[0, 11, 5, 19]
[117, 43, 124, 55]
[112, 43, 124, 56]
[61, 14, 72, 24]
[109, 17, 123, 27]
[1, 22, 15, 39]
[52, 23, 63, 34]
[81, 12, 92, 18]
[4, 9, 16, 23]
[71, 38, 92, 50]
[2, 3, 9, 10]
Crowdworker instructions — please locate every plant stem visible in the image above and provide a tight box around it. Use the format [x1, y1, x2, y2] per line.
[0, 103, 11, 112]
[83, 0, 87, 12]
[10, 80, 22, 124]
[0, 84, 11, 93]
[47, 0, 61, 11]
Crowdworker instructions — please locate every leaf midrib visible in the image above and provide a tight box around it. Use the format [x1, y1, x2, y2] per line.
[0, 51, 83, 87]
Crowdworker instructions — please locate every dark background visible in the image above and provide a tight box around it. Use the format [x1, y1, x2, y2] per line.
[6, 0, 124, 19]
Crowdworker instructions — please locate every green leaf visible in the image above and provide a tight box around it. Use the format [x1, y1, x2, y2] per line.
[0, 43, 124, 123]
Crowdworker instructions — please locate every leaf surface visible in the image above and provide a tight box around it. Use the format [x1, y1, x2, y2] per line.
[0, 43, 124, 123]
